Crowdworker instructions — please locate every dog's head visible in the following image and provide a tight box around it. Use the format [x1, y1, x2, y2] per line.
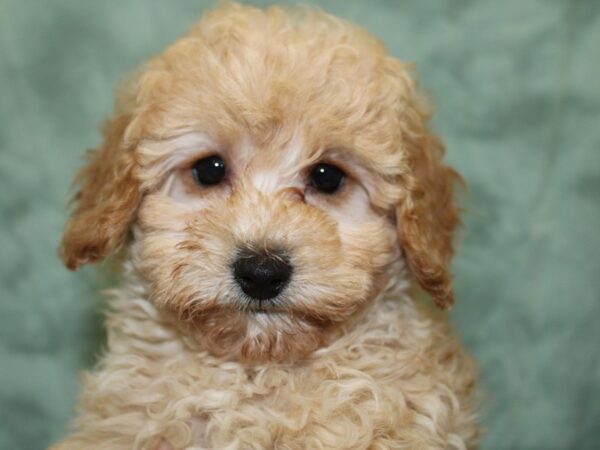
[61, 4, 461, 361]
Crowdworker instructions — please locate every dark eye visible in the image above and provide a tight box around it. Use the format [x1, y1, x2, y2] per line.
[309, 163, 346, 194]
[192, 155, 226, 186]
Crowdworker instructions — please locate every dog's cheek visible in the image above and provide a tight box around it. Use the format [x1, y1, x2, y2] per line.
[136, 230, 207, 314]
[304, 186, 398, 301]
[340, 216, 399, 274]
[269, 189, 386, 319]
[134, 196, 233, 314]
[311, 217, 398, 317]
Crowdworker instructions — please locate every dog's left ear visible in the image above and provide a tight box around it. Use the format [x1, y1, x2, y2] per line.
[394, 72, 462, 309]
[60, 112, 142, 270]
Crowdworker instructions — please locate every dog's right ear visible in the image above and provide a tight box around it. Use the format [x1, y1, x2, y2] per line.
[60, 113, 141, 270]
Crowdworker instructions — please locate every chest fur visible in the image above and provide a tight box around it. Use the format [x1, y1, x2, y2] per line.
[74, 298, 476, 449]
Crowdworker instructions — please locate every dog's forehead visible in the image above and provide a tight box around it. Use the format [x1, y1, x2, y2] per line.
[133, 9, 413, 203]
[135, 61, 402, 176]
[135, 13, 407, 145]
[238, 132, 303, 193]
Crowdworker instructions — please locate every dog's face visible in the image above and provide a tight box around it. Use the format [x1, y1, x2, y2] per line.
[60, 4, 460, 361]
[132, 128, 400, 361]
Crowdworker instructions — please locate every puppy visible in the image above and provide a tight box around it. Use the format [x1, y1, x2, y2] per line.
[53, 3, 480, 449]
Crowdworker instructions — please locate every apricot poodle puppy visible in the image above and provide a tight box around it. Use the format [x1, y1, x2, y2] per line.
[53, 3, 480, 449]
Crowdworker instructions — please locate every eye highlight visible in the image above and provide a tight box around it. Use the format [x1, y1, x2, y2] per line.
[192, 155, 226, 186]
[309, 163, 346, 194]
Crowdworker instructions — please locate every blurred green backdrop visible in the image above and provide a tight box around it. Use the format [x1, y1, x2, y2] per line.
[1, 0, 599, 449]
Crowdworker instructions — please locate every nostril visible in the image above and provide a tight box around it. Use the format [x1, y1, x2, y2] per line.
[232, 249, 292, 301]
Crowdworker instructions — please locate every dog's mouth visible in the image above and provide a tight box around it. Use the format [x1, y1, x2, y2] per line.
[241, 298, 288, 315]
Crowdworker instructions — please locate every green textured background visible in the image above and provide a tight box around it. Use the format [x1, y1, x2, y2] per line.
[1, 1, 599, 449]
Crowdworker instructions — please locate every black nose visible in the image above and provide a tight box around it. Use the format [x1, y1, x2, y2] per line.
[232, 250, 292, 301]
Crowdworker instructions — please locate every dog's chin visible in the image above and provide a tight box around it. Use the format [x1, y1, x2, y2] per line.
[165, 298, 337, 363]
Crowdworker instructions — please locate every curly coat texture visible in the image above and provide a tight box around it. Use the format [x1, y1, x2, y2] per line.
[55, 3, 479, 449]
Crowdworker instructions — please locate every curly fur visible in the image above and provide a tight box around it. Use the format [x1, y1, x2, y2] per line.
[54, 3, 480, 449]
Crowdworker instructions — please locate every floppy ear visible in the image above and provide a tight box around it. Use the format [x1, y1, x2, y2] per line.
[396, 93, 462, 309]
[60, 113, 141, 270]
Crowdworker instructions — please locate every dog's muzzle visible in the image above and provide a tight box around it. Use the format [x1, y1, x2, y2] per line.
[232, 248, 292, 301]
